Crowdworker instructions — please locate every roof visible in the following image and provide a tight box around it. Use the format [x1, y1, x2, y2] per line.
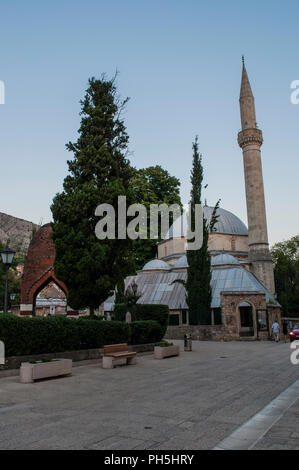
[173, 255, 188, 269]
[211, 253, 240, 266]
[164, 206, 248, 240]
[142, 259, 171, 271]
[104, 265, 278, 311]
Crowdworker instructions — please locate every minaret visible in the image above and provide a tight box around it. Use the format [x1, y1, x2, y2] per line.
[238, 58, 275, 295]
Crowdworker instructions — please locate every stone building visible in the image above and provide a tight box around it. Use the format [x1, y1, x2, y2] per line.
[105, 60, 280, 340]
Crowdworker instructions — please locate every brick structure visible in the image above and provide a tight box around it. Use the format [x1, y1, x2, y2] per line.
[20, 224, 68, 316]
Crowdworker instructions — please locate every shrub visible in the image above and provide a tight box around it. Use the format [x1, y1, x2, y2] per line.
[130, 320, 165, 345]
[133, 304, 169, 328]
[113, 303, 128, 322]
[112, 303, 170, 329]
[0, 314, 130, 357]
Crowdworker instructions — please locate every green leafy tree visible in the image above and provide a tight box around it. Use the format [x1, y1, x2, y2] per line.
[115, 277, 125, 304]
[271, 235, 299, 316]
[123, 280, 142, 312]
[51, 75, 135, 316]
[173, 137, 219, 325]
[131, 165, 182, 270]
[185, 137, 212, 324]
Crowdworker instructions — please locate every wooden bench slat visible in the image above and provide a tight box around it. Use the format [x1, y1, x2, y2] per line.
[104, 344, 128, 354]
[104, 352, 136, 358]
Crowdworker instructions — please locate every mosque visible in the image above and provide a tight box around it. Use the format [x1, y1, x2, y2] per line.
[104, 61, 281, 340]
[20, 60, 281, 340]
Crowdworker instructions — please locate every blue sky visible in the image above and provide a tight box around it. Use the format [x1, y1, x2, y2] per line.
[0, 0, 298, 245]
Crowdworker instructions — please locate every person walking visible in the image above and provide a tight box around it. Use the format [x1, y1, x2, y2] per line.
[271, 320, 280, 342]
[282, 320, 289, 343]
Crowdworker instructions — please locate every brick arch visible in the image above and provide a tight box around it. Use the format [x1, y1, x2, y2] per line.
[20, 224, 68, 316]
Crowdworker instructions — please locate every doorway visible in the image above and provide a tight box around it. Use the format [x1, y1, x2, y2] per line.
[239, 301, 254, 337]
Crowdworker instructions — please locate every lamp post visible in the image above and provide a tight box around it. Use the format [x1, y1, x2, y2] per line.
[10, 293, 16, 311]
[1, 248, 16, 313]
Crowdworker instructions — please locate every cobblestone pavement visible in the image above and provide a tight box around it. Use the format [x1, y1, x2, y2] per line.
[0, 340, 298, 450]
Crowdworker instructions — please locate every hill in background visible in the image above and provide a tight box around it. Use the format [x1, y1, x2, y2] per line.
[0, 212, 39, 254]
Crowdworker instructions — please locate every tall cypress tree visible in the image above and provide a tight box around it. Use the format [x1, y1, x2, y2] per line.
[51, 76, 134, 316]
[185, 137, 212, 325]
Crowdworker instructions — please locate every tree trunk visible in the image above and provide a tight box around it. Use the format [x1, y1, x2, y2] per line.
[89, 306, 95, 318]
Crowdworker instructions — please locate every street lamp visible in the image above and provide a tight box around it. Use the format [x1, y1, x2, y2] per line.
[10, 293, 16, 311]
[1, 247, 16, 313]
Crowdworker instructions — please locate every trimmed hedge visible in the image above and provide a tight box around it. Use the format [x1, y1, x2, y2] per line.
[0, 314, 165, 357]
[0, 314, 130, 357]
[113, 303, 169, 330]
[130, 321, 165, 345]
[134, 304, 169, 329]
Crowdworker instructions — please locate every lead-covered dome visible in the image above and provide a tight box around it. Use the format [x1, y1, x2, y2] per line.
[172, 255, 188, 269]
[211, 253, 240, 266]
[164, 206, 248, 239]
[142, 259, 171, 272]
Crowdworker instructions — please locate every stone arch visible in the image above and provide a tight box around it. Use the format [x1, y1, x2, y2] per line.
[20, 224, 68, 316]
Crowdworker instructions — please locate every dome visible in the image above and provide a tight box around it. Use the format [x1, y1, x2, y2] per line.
[142, 259, 171, 271]
[173, 255, 188, 269]
[211, 253, 240, 266]
[164, 206, 248, 240]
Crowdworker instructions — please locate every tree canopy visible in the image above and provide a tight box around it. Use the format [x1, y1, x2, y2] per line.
[185, 137, 212, 324]
[271, 235, 299, 316]
[51, 76, 135, 315]
[130, 165, 182, 271]
[173, 137, 219, 325]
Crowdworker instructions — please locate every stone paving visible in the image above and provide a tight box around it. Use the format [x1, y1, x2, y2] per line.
[252, 398, 299, 450]
[0, 340, 298, 450]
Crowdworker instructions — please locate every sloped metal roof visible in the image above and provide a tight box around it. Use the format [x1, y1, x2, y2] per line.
[164, 206, 248, 239]
[104, 266, 277, 311]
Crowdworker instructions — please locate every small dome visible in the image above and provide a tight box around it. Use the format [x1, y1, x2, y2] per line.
[164, 206, 248, 239]
[211, 253, 240, 266]
[142, 259, 171, 271]
[173, 255, 188, 269]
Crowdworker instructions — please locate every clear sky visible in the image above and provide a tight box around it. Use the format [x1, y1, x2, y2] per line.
[0, 0, 298, 245]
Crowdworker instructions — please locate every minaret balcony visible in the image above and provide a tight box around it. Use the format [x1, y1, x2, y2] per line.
[238, 128, 263, 149]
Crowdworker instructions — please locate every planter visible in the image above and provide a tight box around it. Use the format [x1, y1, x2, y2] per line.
[154, 345, 180, 360]
[20, 359, 72, 384]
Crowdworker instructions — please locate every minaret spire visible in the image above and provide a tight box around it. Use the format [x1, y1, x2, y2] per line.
[239, 58, 256, 129]
[238, 61, 275, 295]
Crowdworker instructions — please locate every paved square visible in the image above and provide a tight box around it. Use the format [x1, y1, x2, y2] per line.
[0, 340, 298, 450]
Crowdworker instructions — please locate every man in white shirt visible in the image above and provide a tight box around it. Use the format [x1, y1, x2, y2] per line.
[271, 320, 280, 342]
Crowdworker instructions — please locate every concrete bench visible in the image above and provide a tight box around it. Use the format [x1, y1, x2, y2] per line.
[102, 344, 137, 369]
